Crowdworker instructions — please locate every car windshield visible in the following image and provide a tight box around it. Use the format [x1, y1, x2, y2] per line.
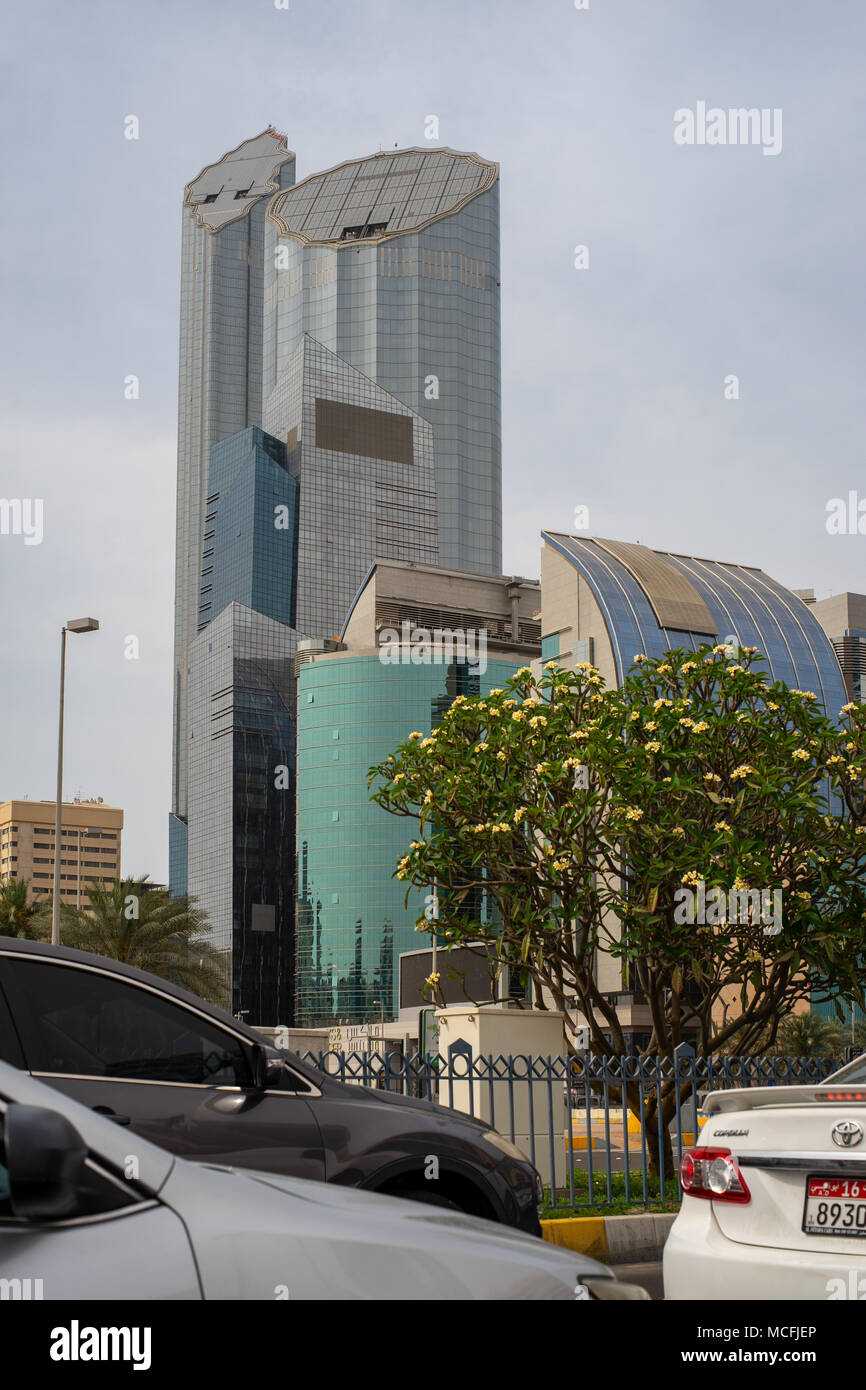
[826, 1052, 866, 1085]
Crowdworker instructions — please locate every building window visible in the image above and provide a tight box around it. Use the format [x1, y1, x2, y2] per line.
[339, 221, 388, 241]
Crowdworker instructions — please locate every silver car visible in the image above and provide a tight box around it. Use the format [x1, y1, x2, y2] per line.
[0, 1062, 646, 1301]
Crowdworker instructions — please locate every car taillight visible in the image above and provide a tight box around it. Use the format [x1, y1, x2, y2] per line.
[680, 1146, 751, 1204]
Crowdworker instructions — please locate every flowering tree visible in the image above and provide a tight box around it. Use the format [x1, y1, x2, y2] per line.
[369, 646, 866, 1167]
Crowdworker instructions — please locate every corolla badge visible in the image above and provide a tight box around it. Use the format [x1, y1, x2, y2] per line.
[831, 1120, 864, 1148]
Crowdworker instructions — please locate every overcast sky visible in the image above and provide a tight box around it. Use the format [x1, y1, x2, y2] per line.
[1, 0, 863, 880]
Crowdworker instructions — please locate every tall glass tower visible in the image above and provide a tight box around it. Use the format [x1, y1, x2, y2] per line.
[172, 130, 297, 848]
[171, 135, 503, 1024]
[263, 147, 502, 582]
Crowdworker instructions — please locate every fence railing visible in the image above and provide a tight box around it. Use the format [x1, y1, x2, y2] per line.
[297, 1050, 847, 1212]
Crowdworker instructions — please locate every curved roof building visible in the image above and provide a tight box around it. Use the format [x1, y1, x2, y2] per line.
[541, 533, 848, 713]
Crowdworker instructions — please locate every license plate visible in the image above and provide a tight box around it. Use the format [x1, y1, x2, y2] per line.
[803, 1176, 866, 1237]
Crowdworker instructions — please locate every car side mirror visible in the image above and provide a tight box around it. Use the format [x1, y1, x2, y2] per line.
[5, 1104, 89, 1221]
[249, 1043, 283, 1091]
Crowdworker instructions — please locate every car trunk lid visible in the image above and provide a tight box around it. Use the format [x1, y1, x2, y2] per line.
[700, 1090, 866, 1252]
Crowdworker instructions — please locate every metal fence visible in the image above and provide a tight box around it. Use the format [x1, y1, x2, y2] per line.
[298, 1049, 847, 1212]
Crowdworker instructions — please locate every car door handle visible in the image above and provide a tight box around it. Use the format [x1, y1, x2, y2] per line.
[92, 1105, 132, 1126]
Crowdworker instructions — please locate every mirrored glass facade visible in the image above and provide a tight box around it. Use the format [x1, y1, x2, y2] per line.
[263, 335, 438, 637]
[295, 654, 520, 1027]
[173, 131, 296, 827]
[264, 147, 501, 578]
[187, 604, 298, 1023]
[198, 426, 298, 634]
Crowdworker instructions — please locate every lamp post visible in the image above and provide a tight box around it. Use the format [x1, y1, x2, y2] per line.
[52, 618, 99, 946]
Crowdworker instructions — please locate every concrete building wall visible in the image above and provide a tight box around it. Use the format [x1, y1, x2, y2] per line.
[812, 591, 866, 702]
[539, 545, 617, 687]
[812, 591, 866, 637]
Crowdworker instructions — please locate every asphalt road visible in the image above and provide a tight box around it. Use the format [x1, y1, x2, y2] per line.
[611, 1260, 665, 1300]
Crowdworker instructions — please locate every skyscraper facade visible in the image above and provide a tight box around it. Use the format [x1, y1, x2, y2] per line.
[172, 129, 297, 848]
[262, 333, 439, 637]
[263, 147, 501, 578]
[187, 602, 298, 1023]
[199, 427, 299, 635]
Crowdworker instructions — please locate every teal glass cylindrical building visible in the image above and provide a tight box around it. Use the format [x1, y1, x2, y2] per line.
[294, 562, 542, 1026]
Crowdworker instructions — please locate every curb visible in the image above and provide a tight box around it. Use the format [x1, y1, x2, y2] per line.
[541, 1211, 677, 1263]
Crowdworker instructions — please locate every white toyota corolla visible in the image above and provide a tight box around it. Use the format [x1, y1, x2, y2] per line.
[664, 1054, 866, 1300]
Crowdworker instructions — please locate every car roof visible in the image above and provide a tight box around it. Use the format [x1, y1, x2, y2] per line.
[0, 934, 323, 1085]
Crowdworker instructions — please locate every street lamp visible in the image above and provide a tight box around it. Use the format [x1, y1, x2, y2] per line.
[52, 617, 99, 946]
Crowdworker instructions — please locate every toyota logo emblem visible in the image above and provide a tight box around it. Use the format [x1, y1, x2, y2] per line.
[832, 1120, 864, 1148]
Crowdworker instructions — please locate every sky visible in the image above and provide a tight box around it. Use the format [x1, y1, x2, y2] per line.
[1, 0, 863, 880]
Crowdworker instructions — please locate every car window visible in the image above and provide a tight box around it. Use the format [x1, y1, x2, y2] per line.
[0, 1105, 142, 1222]
[269, 1054, 316, 1093]
[0, 984, 24, 1068]
[827, 1053, 866, 1086]
[2, 958, 252, 1087]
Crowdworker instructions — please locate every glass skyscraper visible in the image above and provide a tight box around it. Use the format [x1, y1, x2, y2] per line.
[198, 427, 298, 635]
[171, 135, 503, 1022]
[263, 147, 502, 578]
[173, 130, 297, 834]
[262, 333, 439, 637]
[187, 603, 298, 1024]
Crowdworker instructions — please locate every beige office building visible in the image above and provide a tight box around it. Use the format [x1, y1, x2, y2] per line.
[808, 591, 866, 704]
[0, 799, 123, 911]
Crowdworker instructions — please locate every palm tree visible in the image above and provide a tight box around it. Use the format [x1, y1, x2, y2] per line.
[767, 1012, 846, 1058]
[0, 878, 49, 939]
[59, 878, 228, 1007]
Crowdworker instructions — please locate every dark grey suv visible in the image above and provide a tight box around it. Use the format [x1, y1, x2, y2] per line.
[0, 937, 542, 1235]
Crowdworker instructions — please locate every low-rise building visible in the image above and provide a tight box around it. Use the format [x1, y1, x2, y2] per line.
[0, 798, 123, 911]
